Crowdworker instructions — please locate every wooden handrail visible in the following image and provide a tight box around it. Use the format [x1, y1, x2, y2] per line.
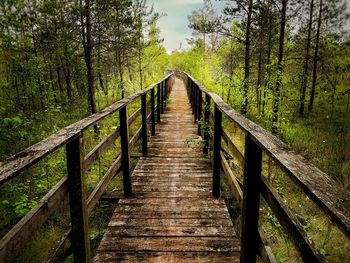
[0, 74, 172, 185]
[180, 70, 350, 237]
[0, 74, 173, 263]
[175, 69, 350, 263]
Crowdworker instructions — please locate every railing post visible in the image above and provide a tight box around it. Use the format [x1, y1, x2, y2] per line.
[119, 106, 132, 196]
[187, 78, 192, 102]
[212, 105, 222, 198]
[66, 135, 91, 263]
[141, 93, 148, 155]
[164, 79, 168, 98]
[191, 81, 195, 114]
[160, 81, 164, 114]
[157, 83, 161, 122]
[240, 135, 262, 263]
[194, 85, 198, 123]
[197, 89, 202, 135]
[151, 88, 156, 135]
[203, 94, 210, 154]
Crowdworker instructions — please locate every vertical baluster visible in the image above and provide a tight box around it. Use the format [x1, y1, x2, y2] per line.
[160, 81, 164, 114]
[212, 105, 222, 198]
[187, 78, 191, 102]
[157, 83, 161, 122]
[191, 81, 195, 114]
[197, 89, 202, 135]
[66, 135, 91, 263]
[194, 85, 198, 123]
[119, 106, 131, 196]
[203, 94, 211, 154]
[240, 135, 262, 263]
[141, 93, 148, 155]
[151, 88, 156, 135]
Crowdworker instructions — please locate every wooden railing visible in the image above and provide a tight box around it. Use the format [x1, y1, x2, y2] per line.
[0, 74, 173, 262]
[177, 70, 350, 263]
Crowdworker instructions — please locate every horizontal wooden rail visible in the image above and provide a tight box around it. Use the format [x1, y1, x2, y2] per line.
[175, 69, 350, 263]
[0, 177, 68, 261]
[0, 74, 172, 263]
[0, 74, 171, 185]
[182, 71, 350, 238]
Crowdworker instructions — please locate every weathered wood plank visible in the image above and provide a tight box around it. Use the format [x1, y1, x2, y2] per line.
[98, 237, 240, 252]
[66, 136, 91, 262]
[94, 251, 240, 263]
[106, 226, 236, 237]
[111, 210, 231, 219]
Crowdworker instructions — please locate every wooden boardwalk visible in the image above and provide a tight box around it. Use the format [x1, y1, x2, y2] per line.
[94, 78, 240, 262]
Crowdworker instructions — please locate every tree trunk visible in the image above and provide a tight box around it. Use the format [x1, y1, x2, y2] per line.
[227, 39, 235, 105]
[83, 0, 97, 115]
[262, 1, 273, 115]
[299, 0, 314, 117]
[242, 0, 253, 115]
[308, 0, 322, 111]
[272, 0, 288, 134]
[257, 28, 264, 112]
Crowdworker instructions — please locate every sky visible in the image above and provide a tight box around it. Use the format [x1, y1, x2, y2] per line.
[148, 0, 350, 54]
[147, 0, 205, 53]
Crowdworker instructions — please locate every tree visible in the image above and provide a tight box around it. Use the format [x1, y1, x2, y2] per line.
[82, 0, 96, 114]
[188, 0, 219, 52]
[223, 0, 254, 115]
[272, 0, 288, 133]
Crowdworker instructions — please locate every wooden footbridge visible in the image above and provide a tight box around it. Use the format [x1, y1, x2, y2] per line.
[0, 71, 349, 263]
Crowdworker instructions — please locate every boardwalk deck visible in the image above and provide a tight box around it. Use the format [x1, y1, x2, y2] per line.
[94, 78, 240, 262]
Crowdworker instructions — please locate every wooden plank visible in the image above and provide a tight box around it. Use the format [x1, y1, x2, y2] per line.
[66, 136, 91, 263]
[98, 237, 239, 252]
[0, 74, 173, 185]
[94, 251, 240, 263]
[151, 88, 156, 135]
[141, 94, 148, 155]
[106, 226, 236, 237]
[197, 89, 202, 135]
[131, 185, 210, 192]
[240, 136, 262, 263]
[212, 105, 222, 197]
[157, 83, 161, 122]
[119, 106, 132, 197]
[111, 210, 231, 220]
[0, 177, 68, 262]
[203, 93, 211, 154]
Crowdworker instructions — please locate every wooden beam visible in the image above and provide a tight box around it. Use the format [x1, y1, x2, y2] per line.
[240, 135, 262, 263]
[212, 105, 222, 198]
[141, 94, 148, 156]
[151, 88, 156, 135]
[66, 136, 91, 263]
[203, 94, 211, 154]
[197, 89, 202, 135]
[119, 106, 131, 197]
